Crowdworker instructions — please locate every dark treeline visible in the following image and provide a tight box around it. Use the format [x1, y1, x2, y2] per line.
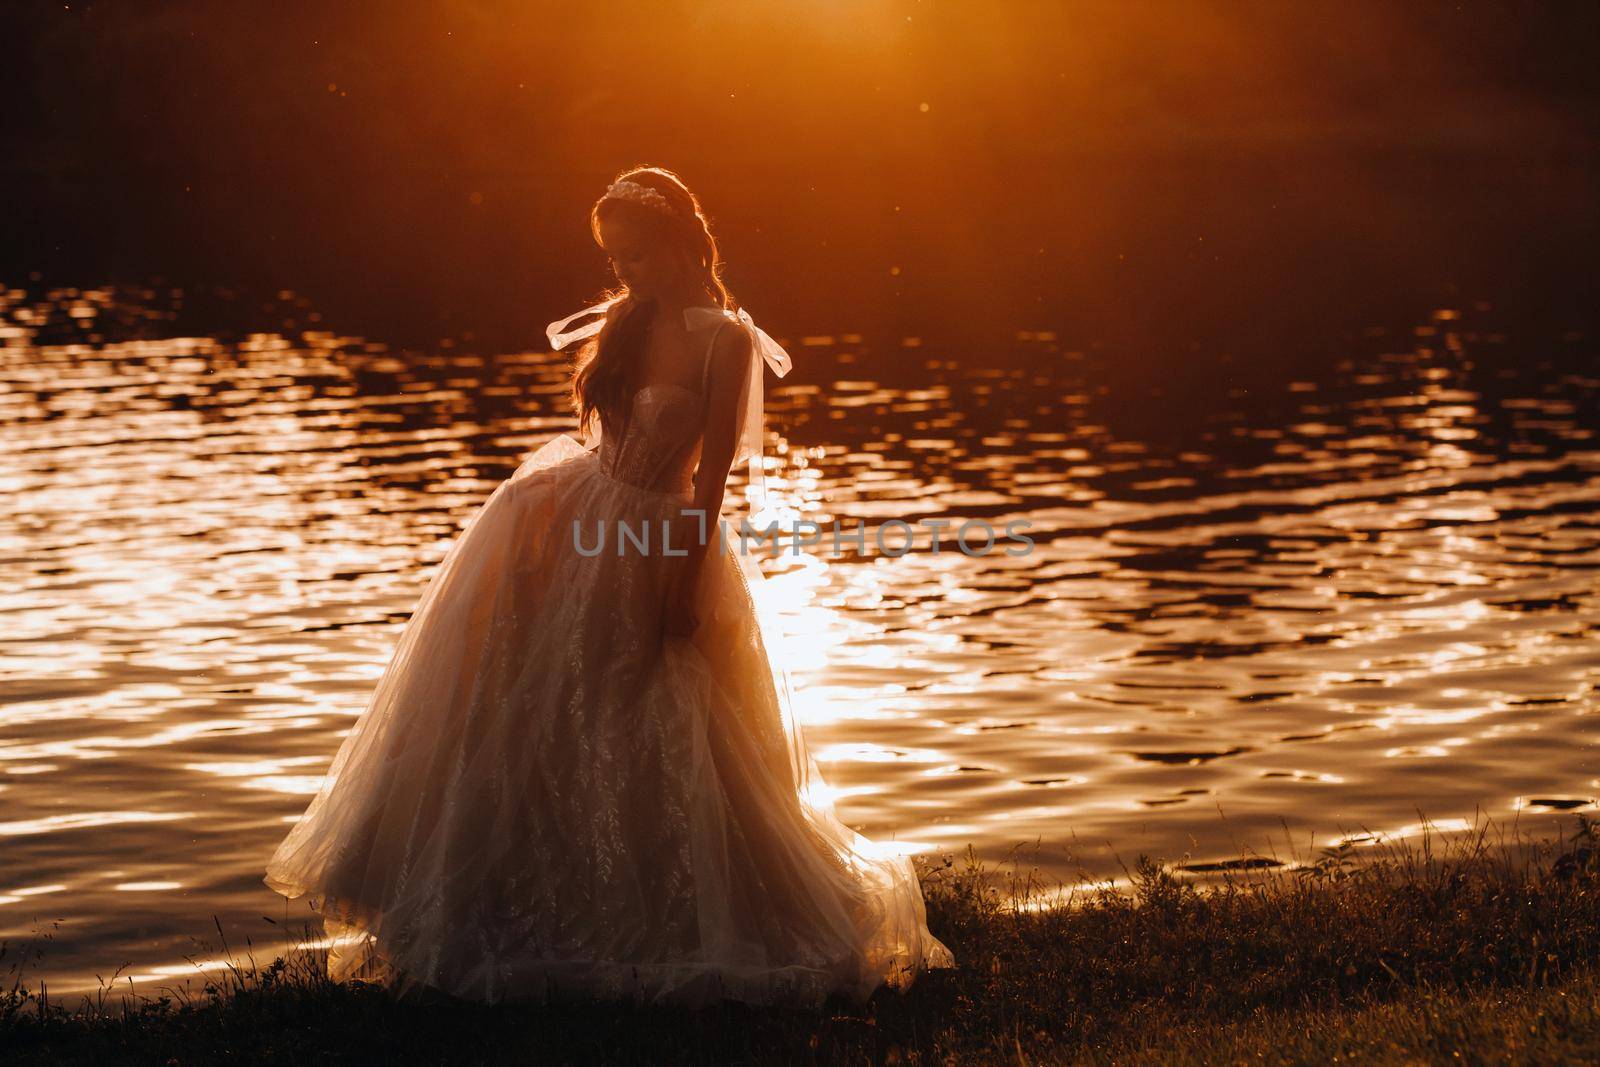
[4, 1, 1599, 360]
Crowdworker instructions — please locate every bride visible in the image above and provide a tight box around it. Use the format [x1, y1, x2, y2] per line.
[263, 165, 955, 1008]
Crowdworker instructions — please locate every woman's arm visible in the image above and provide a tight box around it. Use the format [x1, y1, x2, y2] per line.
[673, 321, 755, 594]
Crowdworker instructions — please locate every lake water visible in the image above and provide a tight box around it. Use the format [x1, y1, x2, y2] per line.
[2, 285, 1596, 999]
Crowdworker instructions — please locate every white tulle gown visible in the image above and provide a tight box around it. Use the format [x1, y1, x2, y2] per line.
[264, 304, 955, 1008]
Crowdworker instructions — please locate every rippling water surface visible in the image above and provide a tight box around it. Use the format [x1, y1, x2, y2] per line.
[2, 285, 1596, 996]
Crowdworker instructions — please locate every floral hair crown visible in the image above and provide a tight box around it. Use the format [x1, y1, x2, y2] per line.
[601, 179, 684, 220]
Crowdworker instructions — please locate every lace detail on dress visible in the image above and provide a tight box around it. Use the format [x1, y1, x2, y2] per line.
[598, 314, 729, 495]
[598, 384, 705, 495]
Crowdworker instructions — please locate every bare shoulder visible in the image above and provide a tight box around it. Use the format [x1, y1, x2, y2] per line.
[713, 316, 754, 360]
[708, 316, 754, 382]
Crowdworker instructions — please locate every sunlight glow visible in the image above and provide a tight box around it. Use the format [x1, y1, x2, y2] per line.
[0, 811, 192, 837]
[113, 881, 184, 892]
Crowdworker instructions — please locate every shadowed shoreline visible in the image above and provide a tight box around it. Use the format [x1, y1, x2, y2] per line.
[6, 813, 1600, 1064]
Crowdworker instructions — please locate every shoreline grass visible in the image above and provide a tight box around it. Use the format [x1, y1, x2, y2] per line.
[4, 813, 1600, 1064]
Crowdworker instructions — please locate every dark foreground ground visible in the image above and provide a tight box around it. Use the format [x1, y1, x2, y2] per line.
[5, 815, 1600, 1065]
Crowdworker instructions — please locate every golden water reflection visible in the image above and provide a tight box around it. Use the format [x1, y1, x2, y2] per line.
[1, 286, 1596, 997]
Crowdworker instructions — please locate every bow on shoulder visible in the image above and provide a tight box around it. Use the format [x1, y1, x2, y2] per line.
[547, 297, 791, 378]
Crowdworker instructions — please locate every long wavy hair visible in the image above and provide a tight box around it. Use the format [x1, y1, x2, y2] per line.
[571, 165, 739, 446]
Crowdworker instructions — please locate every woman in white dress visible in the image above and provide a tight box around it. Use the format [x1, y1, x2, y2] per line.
[263, 165, 955, 1008]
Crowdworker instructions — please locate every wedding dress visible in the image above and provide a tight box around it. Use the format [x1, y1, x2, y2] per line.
[263, 301, 955, 1008]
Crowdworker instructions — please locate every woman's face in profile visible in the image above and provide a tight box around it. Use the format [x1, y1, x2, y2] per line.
[596, 212, 675, 298]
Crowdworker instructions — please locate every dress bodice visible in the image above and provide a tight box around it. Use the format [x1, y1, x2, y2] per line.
[598, 383, 706, 495]
[595, 306, 737, 496]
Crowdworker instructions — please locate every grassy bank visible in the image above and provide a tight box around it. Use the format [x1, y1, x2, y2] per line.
[4, 814, 1600, 1064]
